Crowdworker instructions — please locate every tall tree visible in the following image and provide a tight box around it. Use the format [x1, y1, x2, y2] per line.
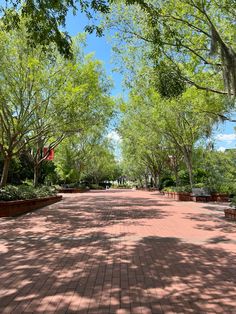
[119, 91, 170, 188]
[0, 26, 67, 187]
[119, 79, 225, 188]
[0, 25, 113, 187]
[104, 0, 236, 97]
[1, 0, 110, 57]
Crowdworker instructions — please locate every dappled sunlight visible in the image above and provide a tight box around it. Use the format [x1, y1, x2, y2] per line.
[1, 190, 236, 313]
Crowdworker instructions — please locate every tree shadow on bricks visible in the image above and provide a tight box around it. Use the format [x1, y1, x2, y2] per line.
[184, 211, 236, 235]
[0, 194, 173, 244]
[1, 232, 236, 313]
[202, 205, 229, 212]
[42, 196, 172, 231]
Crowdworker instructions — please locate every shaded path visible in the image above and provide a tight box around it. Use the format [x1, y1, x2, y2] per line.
[0, 189, 236, 313]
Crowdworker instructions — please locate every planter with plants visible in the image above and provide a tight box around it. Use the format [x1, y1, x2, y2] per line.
[211, 193, 229, 202]
[0, 185, 62, 217]
[162, 186, 192, 201]
[206, 184, 232, 202]
[210, 186, 230, 202]
[190, 183, 212, 202]
[224, 196, 236, 221]
[59, 183, 90, 193]
[162, 187, 172, 198]
[174, 186, 192, 201]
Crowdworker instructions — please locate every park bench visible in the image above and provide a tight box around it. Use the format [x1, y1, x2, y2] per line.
[191, 188, 211, 202]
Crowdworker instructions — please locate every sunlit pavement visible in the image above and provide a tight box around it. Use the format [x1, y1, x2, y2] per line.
[0, 189, 236, 313]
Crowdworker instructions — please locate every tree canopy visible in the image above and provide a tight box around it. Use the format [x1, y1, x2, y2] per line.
[0, 0, 110, 57]
[0, 22, 114, 187]
[103, 0, 236, 98]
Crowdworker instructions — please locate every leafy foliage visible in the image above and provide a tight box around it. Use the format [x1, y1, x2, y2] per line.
[104, 0, 236, 97]
[1, 0, 110, 57]
[154, 62, 186, 98]
[0, 185, 57, 201]
[0, 23, 114, 187]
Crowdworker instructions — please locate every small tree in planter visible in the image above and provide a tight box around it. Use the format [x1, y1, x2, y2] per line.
[224, 197, 236, 221]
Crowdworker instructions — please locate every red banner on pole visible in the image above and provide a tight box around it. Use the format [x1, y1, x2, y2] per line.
[43, 147, 54, 160]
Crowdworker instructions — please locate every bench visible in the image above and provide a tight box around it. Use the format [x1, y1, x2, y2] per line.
[191, 188, 211, 202]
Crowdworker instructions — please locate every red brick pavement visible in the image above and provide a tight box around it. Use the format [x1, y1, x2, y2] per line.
[0, 189, 236, 313]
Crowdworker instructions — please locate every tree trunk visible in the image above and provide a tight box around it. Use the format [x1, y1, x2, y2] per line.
[183, 150, 193, 189]
[33, 163, 40, 187]
[144, 174, 148, 188]
[153, 174, 159, 188]
[0, 156, 11, 188]
[186, 161, 193, 189]
[138, 177, 142, 187]
[174, 168, 180, 187]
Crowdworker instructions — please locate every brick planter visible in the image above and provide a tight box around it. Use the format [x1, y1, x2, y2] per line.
[191, 195, 211, 202]
[170, 192, 176, 199]
[211, 193, 229, 202]
[0, 195, 62, 217]
[224, 208, 236, 221]
[175, 192, 192, 201]
[59, 188, 89, 193]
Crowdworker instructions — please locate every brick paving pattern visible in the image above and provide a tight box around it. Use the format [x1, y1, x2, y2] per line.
[0, 189, 236, 313]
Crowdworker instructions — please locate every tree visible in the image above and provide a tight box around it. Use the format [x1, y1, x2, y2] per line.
[27, 44, 114, 187]
[55, 135, 118, 185]
[82, 139, 118, 184]
[198, 149, 236, 194]
[104, 0, 236, 97]
[153, 89, 224, 187]
[1, 0, 110, 57]
[119, 75, 225, 188]
[0, 27, 67, 187]
[119, 91, 170, 188]
[0, 25, 114, 187]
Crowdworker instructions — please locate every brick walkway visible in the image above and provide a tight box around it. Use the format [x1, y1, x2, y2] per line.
[0, 190, 236, 314]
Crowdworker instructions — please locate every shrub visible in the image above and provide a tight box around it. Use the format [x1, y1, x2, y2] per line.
[160, 177, 175, 189]
[175, 185, 192, 193]
[90, 184, 105, 190]
[193, 183, 205, 189]
[163, 186, 175, 192]
[61, 182, 89, 189]
[0, 185, 57, 201]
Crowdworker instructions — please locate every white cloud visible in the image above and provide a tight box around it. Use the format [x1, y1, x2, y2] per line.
[217, 146, 226, 152]
[215, 133, 236, 143]
[107, 131, 121, 143]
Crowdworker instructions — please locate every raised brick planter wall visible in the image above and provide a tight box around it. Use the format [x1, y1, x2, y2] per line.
[191, 195, 211, 202]
[211, 193, 229, 202]
[224, 208, 236, 221]
[0, 195, 62, 217]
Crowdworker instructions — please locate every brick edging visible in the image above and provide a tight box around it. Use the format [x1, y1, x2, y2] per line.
[0, 195, 62, 217]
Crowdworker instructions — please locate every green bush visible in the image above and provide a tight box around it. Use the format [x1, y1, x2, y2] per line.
[111, 184, 132, 189]
[61, 182, 89, 189]
[193, 182, 205, 189]
[160, 177, 175, 189]
[163, 186, 175, 192]
[0, 185, 57, 201]
[207, 182, 236, 195]
[90, 184, 105, 190]
[175, 185, 192, 193]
